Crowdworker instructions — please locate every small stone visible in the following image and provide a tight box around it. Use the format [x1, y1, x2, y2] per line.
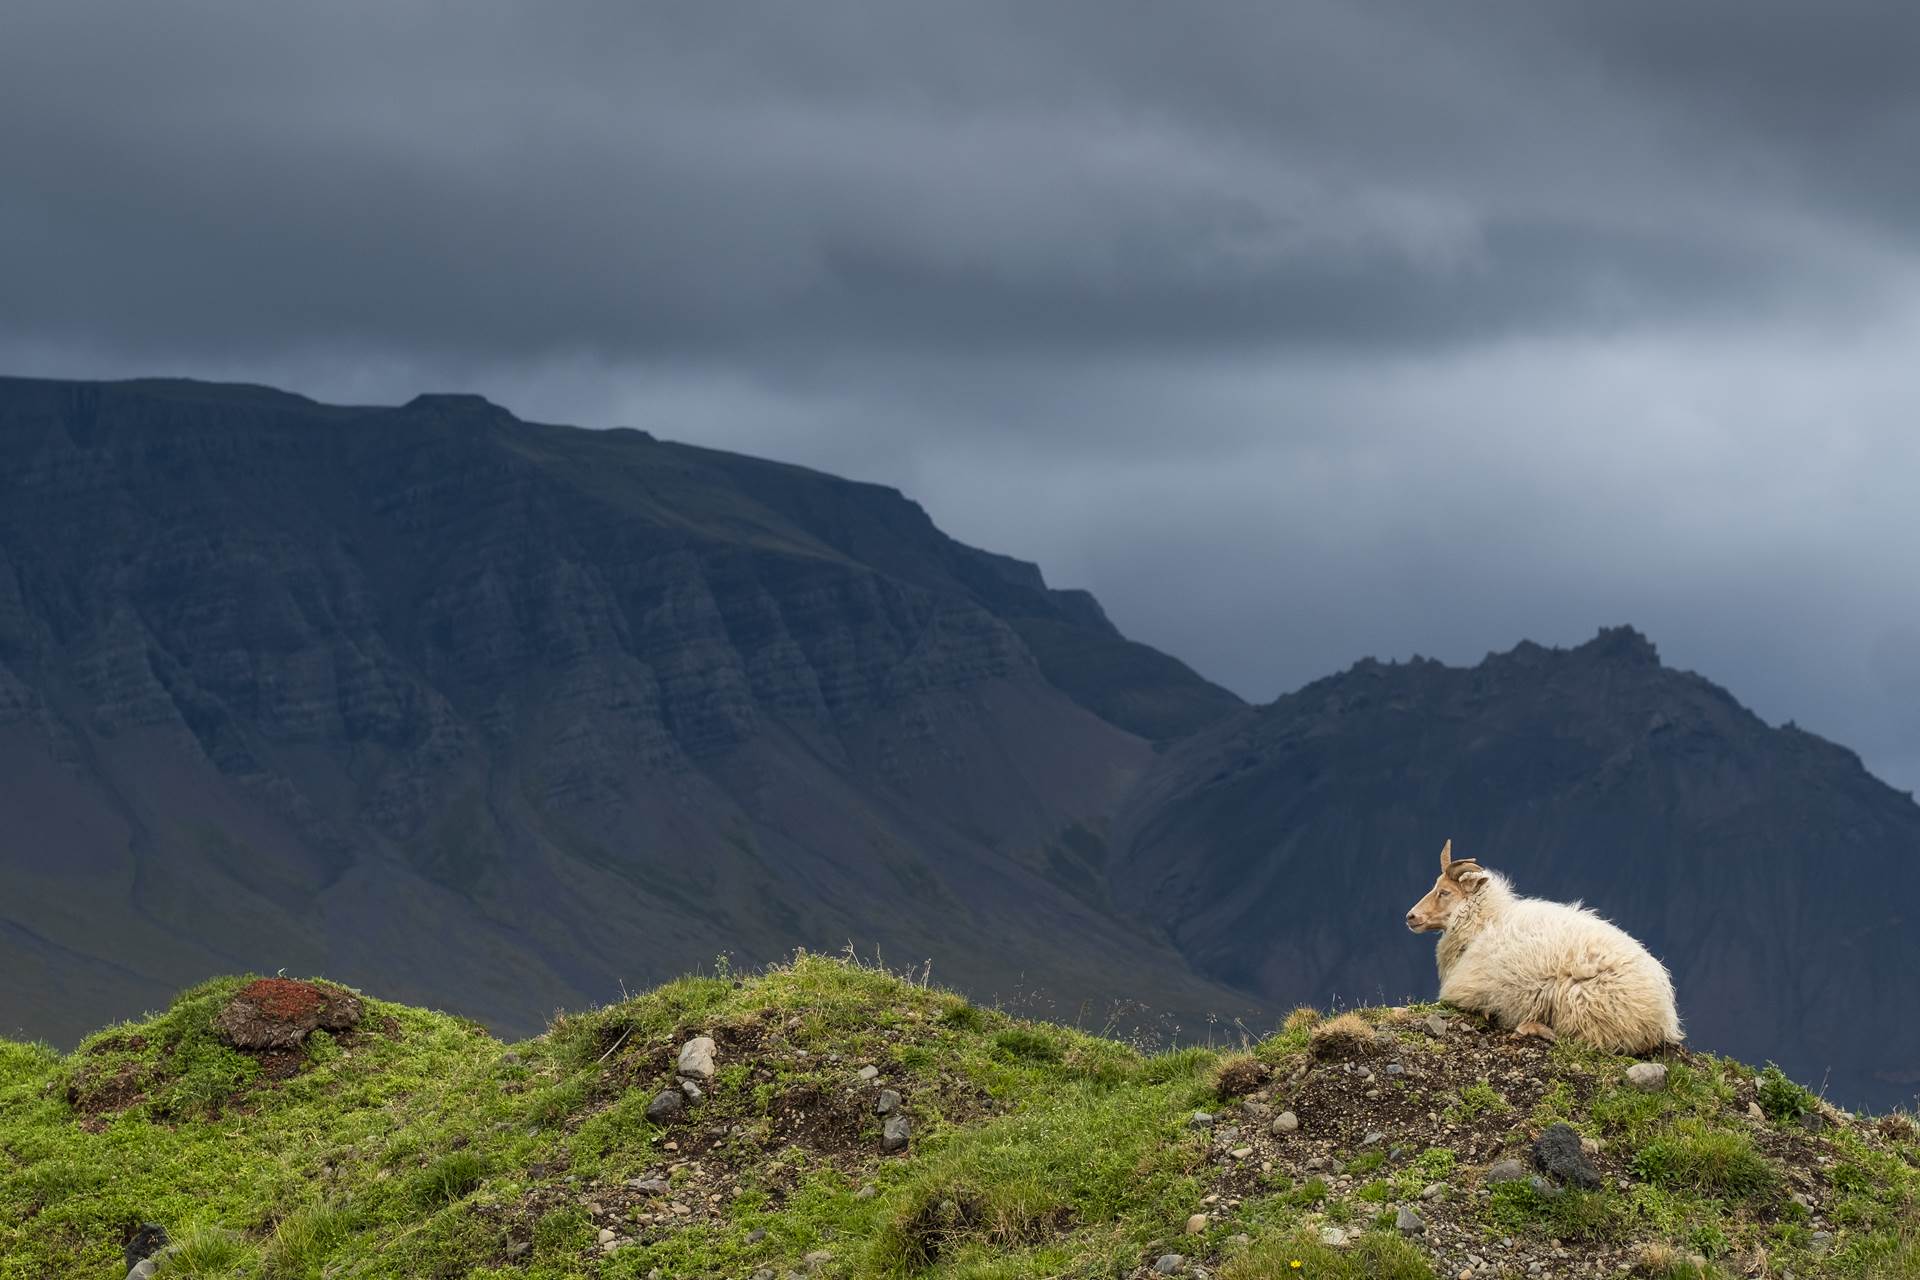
[1624, 1062, 1668, 1092]
[1810, 1230, 1834, 1255]
[677, 1035, 716, 1080]
[597, 1227, 617, 1244]
[1748, 1101, 1767, 1122]
[1528, 1174, 1562, 1199]
[679, 1078, 704, 1101]
[1386, 1062, 1404, 1075]
[1271, 1110, 1299, 1134]
[1388, 1146, 1408, 1162]
[1426, 1014, 1449, 1036]
[882, 1113, 912, 1152]
[1532, 1122, 1603, 1189]
[1800, 1110, 1827, 1133]
[127, 1264, 159, 1280]
[752, 1271, 775, 1280]
[875, 1088, 902, 1115]
[1486, 1159, 1528, 1184]
[802, 1249, 834, 1271]
[1186, 1212, 1209, 1234]
[628, 1177, 670, 1194]
[1229, 1146, 1253, 1159]
[1396, 1205, 1424, 1233]
[1361, 1130, 1385, 1146]
[1241, 1101, 1273, 1120]
[1791, 1191, 1814, 1210]
[645, 1089, 684, 1123]
[1319, 1226, 1348, 1248]
[505, 1240, 530, 1259]
[1154, 1254, 1186, 1274]
[854, 1183, 877, 1200]
[857, 1064, 880, 1081]
[1189, 1111, 1215, 1128]
[747, 1227, 767, 1242]
[1421, 1181, 1447, 1200]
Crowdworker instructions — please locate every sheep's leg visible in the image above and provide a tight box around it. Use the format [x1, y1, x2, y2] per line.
[1511, 1019, 1557, 1042]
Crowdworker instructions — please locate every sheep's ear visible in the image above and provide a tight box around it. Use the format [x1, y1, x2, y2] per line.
[1454, 865, 1490, 892]
[1439, 839, 1453, 871]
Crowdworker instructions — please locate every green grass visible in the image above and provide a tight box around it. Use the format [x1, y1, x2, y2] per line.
[3, 956, 1917, 1279]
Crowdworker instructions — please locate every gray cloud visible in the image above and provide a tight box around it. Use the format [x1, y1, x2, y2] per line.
[4, 1, 1919, 790]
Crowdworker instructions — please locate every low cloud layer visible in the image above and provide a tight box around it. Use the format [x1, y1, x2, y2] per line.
[5, 2, 1918, 789]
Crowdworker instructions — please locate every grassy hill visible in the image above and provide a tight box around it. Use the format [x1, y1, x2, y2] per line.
[2, 955, 1915, 1280]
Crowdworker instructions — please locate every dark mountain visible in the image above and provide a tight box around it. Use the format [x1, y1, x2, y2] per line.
[1111, 626, 1920, 1109]
[6, 377, 1916, 1112]
[0, 375, 1246, 1047]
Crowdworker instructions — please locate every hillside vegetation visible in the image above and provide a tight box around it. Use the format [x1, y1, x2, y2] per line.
[2, 955, 1916, 1280]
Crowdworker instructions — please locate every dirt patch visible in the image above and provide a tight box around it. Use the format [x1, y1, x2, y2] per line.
[216, 979, 362, 1051]
[66, 1059, 150, 1123]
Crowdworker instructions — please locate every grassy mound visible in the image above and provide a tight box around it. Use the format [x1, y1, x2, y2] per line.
[1, 956, 1915, 1279]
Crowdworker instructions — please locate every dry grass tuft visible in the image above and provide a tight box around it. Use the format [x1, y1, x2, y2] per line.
[1212, 1053, 1272, 1098]
[1880, 1112, 1920, 1141]
[1282, 1007, 1321, 1034]
[1309, 1012, 1376, 1059]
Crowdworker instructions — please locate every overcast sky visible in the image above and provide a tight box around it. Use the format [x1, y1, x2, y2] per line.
[5, 2, 1919, 791]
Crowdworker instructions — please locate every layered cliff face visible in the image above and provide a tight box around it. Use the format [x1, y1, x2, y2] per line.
[1111, 627, 1920, 1110]
[0, 376, 1246, 1046]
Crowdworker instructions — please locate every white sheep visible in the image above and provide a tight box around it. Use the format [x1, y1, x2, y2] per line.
[1405, 840, 1683, 1053]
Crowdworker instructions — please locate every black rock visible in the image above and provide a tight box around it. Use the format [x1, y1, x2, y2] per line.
[123, 1223, 169, 1270]
[645, 1089, 684, 1123]
[1532, 1122, 1602, 1189]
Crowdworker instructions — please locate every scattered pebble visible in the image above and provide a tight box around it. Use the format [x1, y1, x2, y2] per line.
[1185, 1212, 1208, 1234]
[1624, 1062, 1668, 1092]
[1396, 1205, 1424, 1233]
[676, 1036, 716, 1081]
[645, 1090, 683, 1123]
[1271, 1110, 1299, 1134]
[1153, 1253, 1185, 1274]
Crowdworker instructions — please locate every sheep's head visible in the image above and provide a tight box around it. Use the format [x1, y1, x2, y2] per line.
[1405, 839, 1490, 933]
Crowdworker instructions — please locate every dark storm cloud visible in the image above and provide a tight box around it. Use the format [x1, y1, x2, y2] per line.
[4, 2, 1919, 791]
[4, 1, 1912, 368]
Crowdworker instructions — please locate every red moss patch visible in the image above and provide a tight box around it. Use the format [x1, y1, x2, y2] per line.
[216, 979, 363, 1051]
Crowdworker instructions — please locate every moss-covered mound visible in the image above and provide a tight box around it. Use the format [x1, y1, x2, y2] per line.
[1, 956, 1915, 1279]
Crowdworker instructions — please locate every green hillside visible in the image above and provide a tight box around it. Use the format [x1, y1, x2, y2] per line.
[2, 955, 1914, 1279]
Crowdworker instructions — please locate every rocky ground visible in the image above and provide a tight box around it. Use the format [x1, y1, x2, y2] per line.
[2, 957, 1916, 1279]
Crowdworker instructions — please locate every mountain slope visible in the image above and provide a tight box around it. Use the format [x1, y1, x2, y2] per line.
[1111, 626, 1920, 1111]
[0, 375, 1245, 1047]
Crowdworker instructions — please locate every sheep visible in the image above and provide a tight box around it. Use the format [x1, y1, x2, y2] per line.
[1405, 839, 1683, 1053]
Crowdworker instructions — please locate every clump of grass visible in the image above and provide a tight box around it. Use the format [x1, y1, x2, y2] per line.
[1756, 1063, 1817, 1123]
[1879, 1112, 1919, 1142]
[1212, 1052, 1271, 1098]
[1282, 1007, 1321, 1034]
[1630, 1242, 1720, 1278]
[1446, 1079, 1511, 1122]
[259, 1201, 353, 1279]
[993, 1026, 1066, 1064]
[1279, 1176, 1329, 1208]
[938, 1002, 988, 1033]
[1309, 1012, 1376, 1059]
[410, 1149, 489, 1208]
[1220, 1229, 1435, 1280]
[1486, 1180, 1628, 1243]
[1633, 1123, 1778, 1202]
[155, 1224, 252, 1278]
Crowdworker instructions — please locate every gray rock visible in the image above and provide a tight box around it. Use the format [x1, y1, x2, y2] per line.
[803, 1249, 834, 1270]
[746, 1227, 766, 1242]
[644, 1089, 683, 1123]
[854, 1183, 877, 1200]
[1420, 1181, 1447, 1200]
[126, 1264, 158, 1280]
[627, 1177, 670, 1194]
[1396, 1205, 1424, 1233]
[1810, 1230, 1834, 1255]
[1624, 1062, 1668, 1092]
[1385, 1062, 1404, 1075]
[857, 1063, 880, 1081]
[1361, 1130, 1385, 1146]
[1425, 1014, 1449, 1036]
[875, 1088, 902, 1115]
[505, 1240, 530, 1259]
[1486, 1159, 1528, 1184]
[1189, 1111, 1215, 1128]
[678, 1078, 704, 1101]
[676, 1035, 716, 1080]
[882, 1113, 912, 1152]
[1153, 1255, 1186, 1274]
[1241, 1101, 1272, 1120]
[751, 1271, 775, 1280]
[1532, 1122, 1603, 1189]
[1271, 1110, 1299, 1134]
[1319, 1226, 1349, 1248]
[1528, 1174, 1562, 1199]
[597, 1227, 617, 1245]
[1800, 1110, 1827, 1133]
